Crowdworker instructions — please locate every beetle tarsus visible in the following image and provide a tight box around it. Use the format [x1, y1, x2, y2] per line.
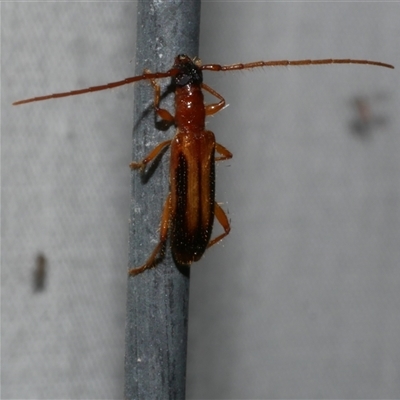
[129, 161, 145, 170]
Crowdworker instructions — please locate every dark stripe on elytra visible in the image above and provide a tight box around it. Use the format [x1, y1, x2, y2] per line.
[174, 153, 203, 251]
[175, 153, 188, 237]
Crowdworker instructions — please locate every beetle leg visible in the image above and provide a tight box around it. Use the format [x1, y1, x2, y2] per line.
[128, 193, 171, 276]
[202, 83, 226, 116]
[130, 140, 171, 170]
[215, 142, 233, 161]
[207, 202, 231, 249]
[144, 68, 175, 123]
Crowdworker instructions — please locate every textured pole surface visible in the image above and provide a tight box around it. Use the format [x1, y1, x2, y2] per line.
[125, 1, 201, 399]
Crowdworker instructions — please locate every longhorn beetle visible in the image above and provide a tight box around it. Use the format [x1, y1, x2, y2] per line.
[13, 55, 394, 275]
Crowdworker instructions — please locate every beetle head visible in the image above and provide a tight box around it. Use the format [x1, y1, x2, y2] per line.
[172, 54, 203, 87]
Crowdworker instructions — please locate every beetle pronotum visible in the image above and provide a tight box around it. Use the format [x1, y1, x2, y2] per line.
[13, 55, 394, 275]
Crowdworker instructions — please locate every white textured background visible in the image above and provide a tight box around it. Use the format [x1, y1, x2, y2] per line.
[2, 2, 399, 399]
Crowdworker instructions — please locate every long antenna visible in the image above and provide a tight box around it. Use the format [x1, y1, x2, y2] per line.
[201, 58, 394, 72]
[12, 70, 175, 106]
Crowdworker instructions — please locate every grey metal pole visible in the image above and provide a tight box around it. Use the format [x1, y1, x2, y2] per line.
[125, 1, 201, 399]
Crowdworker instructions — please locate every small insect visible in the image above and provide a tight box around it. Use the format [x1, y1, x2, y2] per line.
[14, 55, 394, 275]
[350, 94, 389, 136]
[33, 253, 47, 292]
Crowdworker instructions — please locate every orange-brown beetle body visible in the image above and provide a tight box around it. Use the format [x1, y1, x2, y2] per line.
[128, 56, 232, 274]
